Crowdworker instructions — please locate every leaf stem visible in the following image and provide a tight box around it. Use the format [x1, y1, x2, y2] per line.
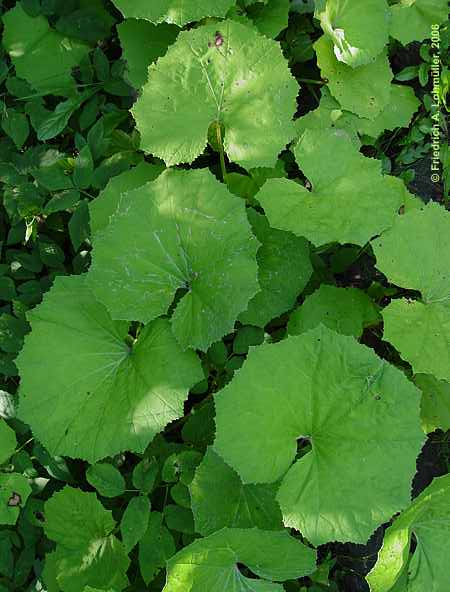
[216, 121, 227, 182]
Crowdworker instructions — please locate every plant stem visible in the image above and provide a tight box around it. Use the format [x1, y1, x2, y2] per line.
[216, 121, 227, 182]
[297, 78, 325, 85]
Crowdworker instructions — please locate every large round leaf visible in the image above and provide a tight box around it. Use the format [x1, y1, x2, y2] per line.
[257, 128, 405, 246]
[44, 487, 130, 592]
[214, 325, 424, 545]
[367, 474, 450, 592]
[390, 0, 448, 45]
[314, 35, 392, 120]
[87, 168, 259, 351]
[372, 203, 450, 306]
[372, 203, 450, 381]
[17, 275, 202, 462]
[2, 5, 89, 95]
[111, 0, 235, 26]
[132, 21, 299, 168]
[316, 0, 390, 67]
[163, 528, 317, 592]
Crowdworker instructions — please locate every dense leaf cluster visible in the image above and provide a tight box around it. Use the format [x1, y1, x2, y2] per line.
[0, 1, 449, 591]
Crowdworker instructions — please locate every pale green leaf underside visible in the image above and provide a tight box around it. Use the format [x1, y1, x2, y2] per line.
[383, 299, 450, 383]
[190, 448, 283, 536]
[288, 285, 379, 338]
[0, 420, 16, 465]
[316, 0, 390, 67]
[88, 168, 259, 351]
[163, 528, 317, 592]
[315, 35, 393, 119]
[45, 487, 129, 592]
[117, 19, 178, 88]
[367, 474, 450, 592]
[2, 5, 89, 95]
[132, 21, 298, 168]
[111, 0, 235, 26]
[89, 162, 164, 236]
[390, 0, 448, 45]
[214, 325, 424, 545]
[0, 473, 31, 525]
[17, 275, 202, 462]
[415, 374, 450, 434]
[258, 128, 404, 246]
[372, 203, 450, 305]
[239, 210, 312, 327]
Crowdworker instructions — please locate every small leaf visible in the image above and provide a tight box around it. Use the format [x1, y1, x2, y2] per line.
[69, 200, 90, 251]
[0, 420, 17, 466]
[1, 110, 29, 150]
[73, 145, 94, 189]
[0, 473, 31, 525]
[120, 496, 151, 552]
[139, 512, 175, 585]
[132, 457, 159, 494]
[86, 463, 126, 497]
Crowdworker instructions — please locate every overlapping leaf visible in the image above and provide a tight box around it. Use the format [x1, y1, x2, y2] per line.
[367, 474, 450, 592]
[288, 285, 379, 338]
[163, 528, 317, 591]
[132, 20, 299, 167]
[117, 19, 178, 88]
[315, 0, 390, 67]
[239, 210, 312, 327]
[89, 162, 164, 236]
[111, 0, 236, 26]
[190, 448, 283, 535]
[2, 5, 89, 94]
[44, 487, 129, 592]
[389, 0, 448, 45]
[0, 473, 31, 525]
[372, 203, 450, 381]
[315, 35, 393, 119]
[415, 374, 450, 433]
[214, 325, 424, 545]
[0, 420, 16, 465]
[258, 128, 405, 246]
[17, 275, 202, 462]
[88, 168, 259, 351]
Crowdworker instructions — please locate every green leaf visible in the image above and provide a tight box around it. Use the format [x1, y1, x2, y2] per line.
[0, 314, 29, 354]
[214, 325, 424, 545]
[17, 275, 202, 462]
[382, 299, 450, 382]
[132, 457, 159, 494]
[139, 512, 175, 585]
[415, 374, 450, 433]
[44, 486, 130, 592]
[247, 0, 290, 39]
[120, 496, 151, 552]
[86, 463, 126, 497]
[89, 162, 164, 236]
[1, 110, 29, 150]
[0, 420, 17, 465]
[87, 168, 259, 351]
[239, 210, 313, 327]
[0, 473, 31, 525]
[233, 325, 265, 354]
[132, 21, 299, 168]
[2, 5, 89, 95]
[117, 19, 178, 88]
[164, 504, 195, 534]
[163, 528, 317, 591]
[73, 145, 94, 189]
[314, 35, 392, 119]
[366, 474, 450, 592]
[111, 0, 236, 26]
[190, 448, 283, 535]
[44, 190, 80, 215]
[69, 200, 90, 251]
[288, 285, 379, 338]
[389, 0, 448, 45]
[37, 95, 87, 141]
[315, 0, 390, 67]
[258, 128, 404, 246]
[372, 203, 450, 305]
